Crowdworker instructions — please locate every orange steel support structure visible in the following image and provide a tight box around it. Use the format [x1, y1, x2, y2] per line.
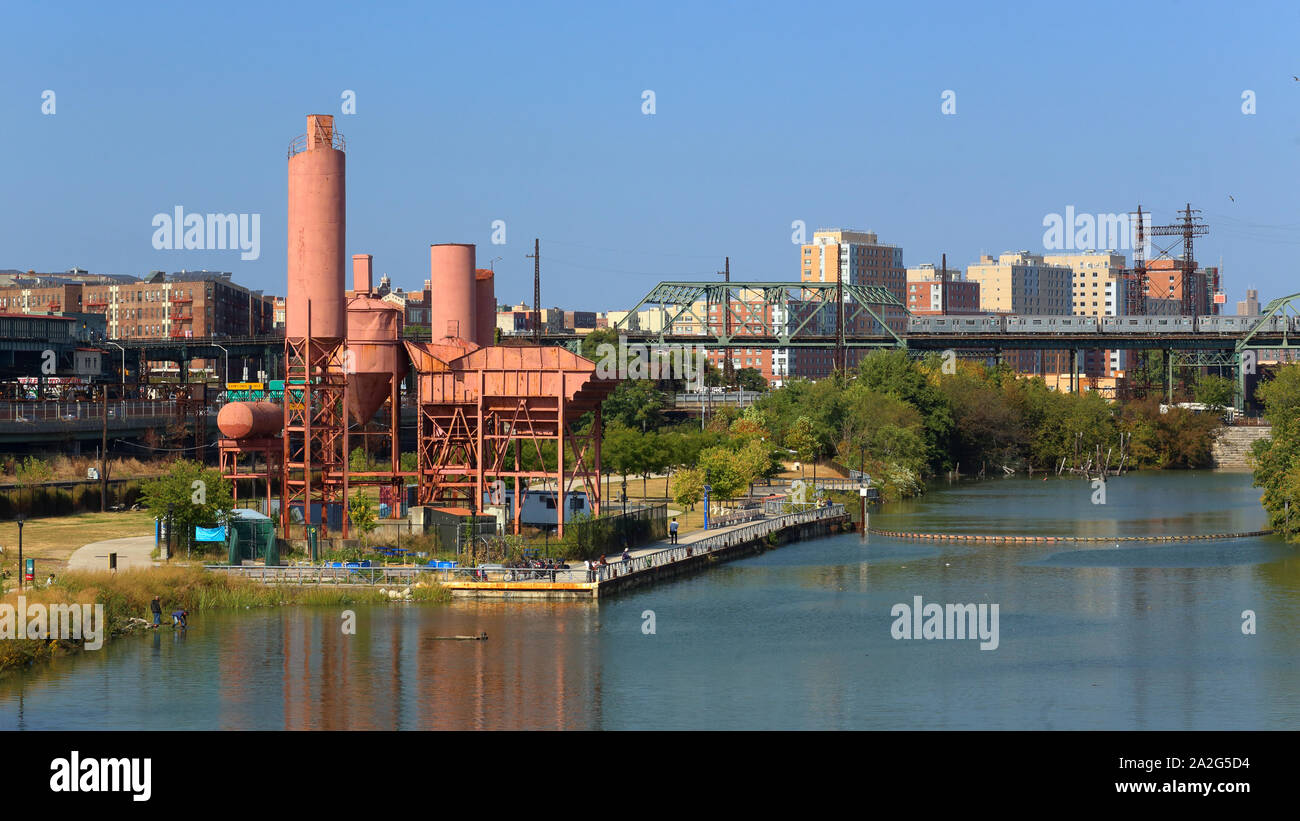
[283, 115, 349, 539]
[345, 256, 412, 508]
[405, 342, 618, 537]
[218, 438, 281, 514]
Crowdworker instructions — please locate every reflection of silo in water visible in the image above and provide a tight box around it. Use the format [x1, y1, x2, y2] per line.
[346, 254, 407, 423]
[287, 114, 346, 359]
[429, 243, 476, 341]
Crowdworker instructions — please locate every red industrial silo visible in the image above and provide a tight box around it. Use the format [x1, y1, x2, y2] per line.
[287, 114, 346, 354]
[474, 268, 496, 347]
[346, 254, 407, 423]
[429, 243, 476, 341]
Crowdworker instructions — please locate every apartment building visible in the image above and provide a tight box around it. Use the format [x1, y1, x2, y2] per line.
[1142, 259, 1220, 316]
[1043, 250, 1129, 376]
[966, 251, 1073, 374]
[905, 264, 980, 314]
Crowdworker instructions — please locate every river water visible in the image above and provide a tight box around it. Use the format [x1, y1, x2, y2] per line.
[2, 471, 1296, 730]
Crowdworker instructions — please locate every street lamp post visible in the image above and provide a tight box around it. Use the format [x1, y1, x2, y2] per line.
[214, 344, 230, 388]
[16, 515, 25, 592]
[703, 469, 712, 531]
[165, 503, 174, 562]
[107, 341, 125, 389]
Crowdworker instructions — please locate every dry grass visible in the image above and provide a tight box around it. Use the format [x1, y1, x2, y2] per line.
[0, 455, 161, 485]
[0, 565, 450, 674]
[0, 510, 157, 571]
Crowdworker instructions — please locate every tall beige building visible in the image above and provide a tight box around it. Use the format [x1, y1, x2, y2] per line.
[1043, 251, 1130, 376]
[965, 251, 1073, 375]
[800, 229, 906, 334]
[965, 252, 1073, 314]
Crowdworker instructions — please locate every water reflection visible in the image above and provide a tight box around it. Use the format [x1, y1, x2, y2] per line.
[1, 473, 1296, 730]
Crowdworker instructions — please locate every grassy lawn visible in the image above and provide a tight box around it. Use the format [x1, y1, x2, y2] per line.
[0, 509, 157, 570]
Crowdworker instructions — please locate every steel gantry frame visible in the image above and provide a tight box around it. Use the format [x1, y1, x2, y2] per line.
[1163, 292, 1300, 409]
[612, 280, 908, 352]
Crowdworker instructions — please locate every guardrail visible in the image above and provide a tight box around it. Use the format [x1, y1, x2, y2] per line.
[0, 401, 191, 422]
[595, 503, 846, 582]
[673, 391, 767, 407]
[206, 504, 848, 587]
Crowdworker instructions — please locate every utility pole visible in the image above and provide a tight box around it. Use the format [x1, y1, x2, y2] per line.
[100, 384, 108, 512]
[834, 266, 845, 375]
[527, 238, 541, 344]
[939, 253, 948, 315]
[718, 257, 733, 387]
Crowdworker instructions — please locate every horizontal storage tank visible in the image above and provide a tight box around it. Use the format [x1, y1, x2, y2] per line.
[429, 243, 475, 341]
[217, 401, 283, 439]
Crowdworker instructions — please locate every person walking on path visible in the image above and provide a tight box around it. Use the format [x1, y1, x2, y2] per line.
[150, 595, 162, 629]
[669, 518, 679, 545]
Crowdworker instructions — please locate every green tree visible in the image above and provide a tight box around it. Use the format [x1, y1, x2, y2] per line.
[1194, 374, 1235, 409]
[696, 446, 747, 501]
[671, 466, 705, 510]
[580, 327, 619, 361]
[14, 456, 54, 488]
[735, 367, 768, 392]
[602, 379, 667, 431]
[785, 416, 818, 477]
[140, 460, 233, 553]
[1251, 364, 1300, 541]
[348, 493, 379, 540]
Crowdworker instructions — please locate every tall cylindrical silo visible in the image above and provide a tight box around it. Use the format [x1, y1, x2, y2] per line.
[287, 114, 346, 351]
[429, 243, 475, 341]
[475, 268, 496, 347]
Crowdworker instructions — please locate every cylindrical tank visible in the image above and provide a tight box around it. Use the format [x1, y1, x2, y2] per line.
[287, 114, 346, 346]
[429, 243, 475, 341]
[218, 401, 283, 439]
[475, 269, 496, 347]
[345, 295, 407, 423]
[352, 254, 373, 296]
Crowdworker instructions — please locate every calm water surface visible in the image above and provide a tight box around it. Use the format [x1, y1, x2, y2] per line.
[2, 471, 1297, 730]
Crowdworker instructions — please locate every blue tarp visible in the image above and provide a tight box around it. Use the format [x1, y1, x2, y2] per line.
[195, 526, 227, 542]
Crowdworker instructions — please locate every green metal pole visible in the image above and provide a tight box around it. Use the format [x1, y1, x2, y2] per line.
[1166, 350, 1173, 404]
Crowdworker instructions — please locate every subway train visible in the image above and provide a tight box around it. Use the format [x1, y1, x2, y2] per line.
[906, 314, 1293, 335]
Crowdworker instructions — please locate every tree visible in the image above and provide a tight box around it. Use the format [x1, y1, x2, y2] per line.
[1194, 374, 1235, 409]
[349, 493, 379, 540]
[785, 416, 818, 477]
[140, 460, 233, 553]
[14, 456, 54, 488]
[580, 327, 619, 362]
[1251, 364, 1300, 541]
[602, 379, 667, 431]
[671, 466, 705, 510]
[696, 446, 747, 501]
[735, 367, 768, 392]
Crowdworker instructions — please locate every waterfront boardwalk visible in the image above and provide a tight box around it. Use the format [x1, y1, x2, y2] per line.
[207, 504, 849, 600]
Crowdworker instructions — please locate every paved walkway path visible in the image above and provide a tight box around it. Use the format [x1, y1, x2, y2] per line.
[68, 535, 157, 572]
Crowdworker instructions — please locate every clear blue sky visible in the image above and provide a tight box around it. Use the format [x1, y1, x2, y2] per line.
[2, 0, 1298, 311]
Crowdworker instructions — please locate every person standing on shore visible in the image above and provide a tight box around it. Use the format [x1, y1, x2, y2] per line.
[150, 595, 162, 629]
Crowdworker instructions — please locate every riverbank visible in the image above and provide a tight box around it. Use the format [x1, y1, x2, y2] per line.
[0, 565, 450, 676]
